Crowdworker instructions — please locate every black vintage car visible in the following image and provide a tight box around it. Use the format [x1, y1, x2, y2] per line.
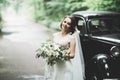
[71, 11, 120, 80]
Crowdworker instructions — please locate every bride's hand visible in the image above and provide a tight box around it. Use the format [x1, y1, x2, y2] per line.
[63, 54, 70, 60]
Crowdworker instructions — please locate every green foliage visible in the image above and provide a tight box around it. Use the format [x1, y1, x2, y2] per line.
[0, 9, 3, 30]
[0, 0, 10, 9]
[26, 0, 120, 30]
[29, 0, 86, 30]
[1, 0, 120, 31]
[85, 0, 120, 12]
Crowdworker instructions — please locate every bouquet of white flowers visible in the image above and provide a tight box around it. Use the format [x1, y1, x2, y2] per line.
[36, 39, 70, 66]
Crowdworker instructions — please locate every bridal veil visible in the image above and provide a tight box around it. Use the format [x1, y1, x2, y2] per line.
[71, 31, 85, 80]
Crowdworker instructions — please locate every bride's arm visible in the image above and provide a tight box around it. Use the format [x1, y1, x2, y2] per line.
[64, 36, 76, 59]
[69, 37, 76, 58]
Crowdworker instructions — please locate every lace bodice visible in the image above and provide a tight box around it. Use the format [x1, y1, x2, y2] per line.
[53, 32, 74, 49]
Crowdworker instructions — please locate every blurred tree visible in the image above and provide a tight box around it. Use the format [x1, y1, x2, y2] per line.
[0, 0, 10, 11]
[27, 0, 120, 29]
[30, 0, 87, 28]
[29, 0, 46, 22]
[85, 0, 120, 12]
[44, 0, 86, 20]
[14, 0, 23, 13]
[0, 0, 3, 30]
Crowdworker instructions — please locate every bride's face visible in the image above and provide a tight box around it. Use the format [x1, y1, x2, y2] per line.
[61, 17, 71, 32]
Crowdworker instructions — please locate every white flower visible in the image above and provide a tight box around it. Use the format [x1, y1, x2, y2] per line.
[55, 52, 59, 56]
[54, 44, 60, 50]
[36, 38, 70, 66]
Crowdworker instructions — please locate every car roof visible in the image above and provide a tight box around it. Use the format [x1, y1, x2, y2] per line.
[72, 11, 120, 18]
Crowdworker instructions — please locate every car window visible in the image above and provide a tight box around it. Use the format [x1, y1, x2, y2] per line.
[90, 19, 108, 32]
[89, 17, 120, 34]
[78, 19, 84, 26]
[77, 19, 85, 31]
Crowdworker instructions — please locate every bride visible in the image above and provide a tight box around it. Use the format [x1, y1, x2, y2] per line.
[46, 16, 85, 80]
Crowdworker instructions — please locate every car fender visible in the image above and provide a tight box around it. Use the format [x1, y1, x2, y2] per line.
[92, 54, 111, 78]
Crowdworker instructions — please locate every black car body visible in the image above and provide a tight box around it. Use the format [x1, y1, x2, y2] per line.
[71, 11, 120, 80]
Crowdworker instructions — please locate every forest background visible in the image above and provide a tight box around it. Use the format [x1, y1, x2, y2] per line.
[0, 0, 120, 30]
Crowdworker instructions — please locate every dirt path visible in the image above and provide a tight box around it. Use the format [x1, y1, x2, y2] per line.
[0, 14, 54, 80]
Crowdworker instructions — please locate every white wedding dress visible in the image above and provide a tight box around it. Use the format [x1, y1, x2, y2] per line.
[45, 31, 85, 80]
